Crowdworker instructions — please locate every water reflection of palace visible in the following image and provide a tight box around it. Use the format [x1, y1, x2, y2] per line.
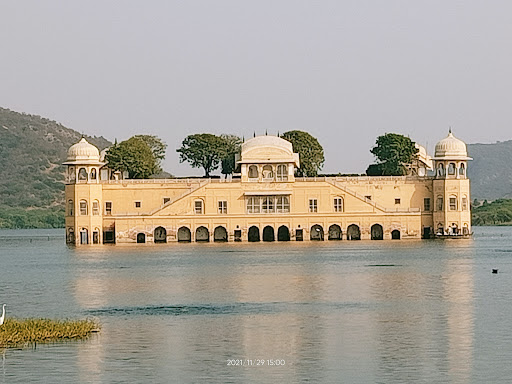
[64, 132, 471, 246]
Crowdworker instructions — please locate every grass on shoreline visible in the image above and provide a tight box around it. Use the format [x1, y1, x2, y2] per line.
[0, 318, 99, 348]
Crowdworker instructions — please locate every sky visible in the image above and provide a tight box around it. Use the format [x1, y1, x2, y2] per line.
[1, 0, 511, 176]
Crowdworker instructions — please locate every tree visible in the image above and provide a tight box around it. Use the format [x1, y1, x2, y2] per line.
[368, 133, 418, 176]
[220, 134, 242, 176]
[105, 136, 159, 179]
[132, 135, 167, 173]
[281, 130, 325, 177]
[177, 134, 227, 177]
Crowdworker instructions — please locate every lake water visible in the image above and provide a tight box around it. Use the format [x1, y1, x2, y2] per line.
[1, 227, 512, 383]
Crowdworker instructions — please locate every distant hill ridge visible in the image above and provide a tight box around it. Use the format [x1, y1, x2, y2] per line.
[467, 140, 512, 200]
[0, 107, 110, 228]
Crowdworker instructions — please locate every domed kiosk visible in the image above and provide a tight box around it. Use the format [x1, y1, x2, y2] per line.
[432, 131, 472, 237]
[238, 135, 299, 182]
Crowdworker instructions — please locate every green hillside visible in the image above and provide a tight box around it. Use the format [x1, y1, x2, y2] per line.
[467, 141, 512, 200]
[0, 107, 110, 228]
[472, 199, 512, 226]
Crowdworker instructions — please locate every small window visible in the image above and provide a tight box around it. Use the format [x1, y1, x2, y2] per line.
[334, 198, 343, 212]
[262, 165, 274, 180]
[448, 163, 456, 175]
[462, 196, 468, 211]
[449, 197, 457, 211]
[248, 165, 258, 179]
[395, 198, 401, 205]
[365, 195, 372, 201]
[78, 167, 88, 182]
[276, 196, 290, 213]
[437, 196, 443, 211]
[262, 196, 274, 213]
[195, 200, 203, 214]
[163, 197, 170, 204]
[247, 197, 260, 213]
[218, 201, 227, 214]
[459, 163, 466, 177]
[424, 198, 431, 211]
[68, 200, 73, 216]
[79, 200, 88, 215]
[437, 164, 444, 177]
[135, 201, 141, 208]
[309, 199, 318, 213]
[92, 200, 100, 215]
[277, 164, 288, 181]
[105, 202, 112, 215]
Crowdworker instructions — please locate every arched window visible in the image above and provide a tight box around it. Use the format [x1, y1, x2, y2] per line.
[78, 168, 88, 182]
[276, 196, 290, 213]
[449, 195, 458, 210]
[262, 165, 273, 181]
[68, 200, 73, 216]
[194, 200, 203, 214]
[333, 197, 343, 212]
[248, 165, 258, 179]
[277, 165, 288, 181]
[437, 164, 444, 177]
[90, 168, 97, 180]
[459, 163, 466, 177]
[436, 196, 443, 211]
[448, 163, 456, 175]
[79, 200, 88, 215]
[92, 200, 100, 215]
[462, 196, 468, 211]
[69, 167, 76, 182]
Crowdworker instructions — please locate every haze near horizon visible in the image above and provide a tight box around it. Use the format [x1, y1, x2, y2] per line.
[1, 1, 511, 176]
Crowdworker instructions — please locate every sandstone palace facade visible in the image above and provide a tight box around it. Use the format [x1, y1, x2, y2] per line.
[64, 133, 471, 245]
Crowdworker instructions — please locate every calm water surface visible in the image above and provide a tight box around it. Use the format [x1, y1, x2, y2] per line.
[1, 227, 512, 383]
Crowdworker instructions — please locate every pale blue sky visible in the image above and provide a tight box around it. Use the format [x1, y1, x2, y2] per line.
[1, 1, 511, 175]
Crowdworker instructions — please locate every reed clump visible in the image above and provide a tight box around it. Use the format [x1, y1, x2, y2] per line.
[0, 318, 100, 348]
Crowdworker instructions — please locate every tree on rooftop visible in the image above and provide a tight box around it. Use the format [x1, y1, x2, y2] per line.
[105, 136, 160, 179]
[281, 130, 324, 177]
[367, 133, 418, 176]
[132, 135, 167, 173]
[177, 134, 227, 177]
[220, 134, 242, 176]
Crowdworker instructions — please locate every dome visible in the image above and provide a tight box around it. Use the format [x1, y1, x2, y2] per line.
[65, 138, 101, 164]
[240, 135, 299, 166]
[433, 132, 472, 160]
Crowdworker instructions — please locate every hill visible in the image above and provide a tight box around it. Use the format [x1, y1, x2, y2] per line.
[0, 107, 111, 228]
[468, 141, 512, 200]
[472, 199, 512, 226]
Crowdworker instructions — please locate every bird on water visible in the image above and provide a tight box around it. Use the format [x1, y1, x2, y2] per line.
[0, 304, 5, 326]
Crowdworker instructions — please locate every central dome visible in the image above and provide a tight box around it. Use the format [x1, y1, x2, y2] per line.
[240, 135, 299, 166]
[434, 132, 471, 160]
[65, 138, 101, 164]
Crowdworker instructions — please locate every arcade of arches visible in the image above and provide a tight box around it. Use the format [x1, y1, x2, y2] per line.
[131, 223, 405, 243]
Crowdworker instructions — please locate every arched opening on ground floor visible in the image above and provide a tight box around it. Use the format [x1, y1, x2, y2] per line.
[328, 224, 342, 240]
[248, 226, 260, 242]
[80, 228, 88, 245]
[277, 225, 290, 241]
[310, 224, 324, 241]
[263, 226, 275, 242]
[214, 226, 228, 242]
[196, 226, 209, 242]
[136, 233, 145, 243]
[93, 230, 100, 244]
[371, 224, 384, 240]
[177, 226, 191, 242]
[154, 226, 167, 243]
[347, 224, 360, 240]
[391, 229, 401, 240]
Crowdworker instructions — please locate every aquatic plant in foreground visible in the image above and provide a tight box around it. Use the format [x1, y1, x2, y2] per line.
[0, 318, 99, 347]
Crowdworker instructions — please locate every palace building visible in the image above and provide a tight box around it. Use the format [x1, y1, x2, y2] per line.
[64, 132, 471, 245]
